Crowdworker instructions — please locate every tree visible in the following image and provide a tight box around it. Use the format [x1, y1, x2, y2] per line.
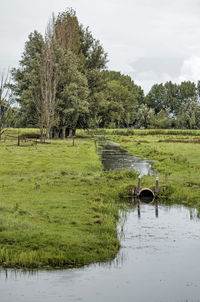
[85, 69, 107, 129]
[56, 52, 89, 137]
[55, 50, 89, 137]
[101, 71, 143, 128]
[163, 81, 179, 115]
[55, 9, 81, 55]
[145, 81, 197, 121]
[12, 25, 59, 140]
[4, 106, 14, 127]
[197, 80, 200, 101]
[0, 69, 11, 139]
[52, 9, 107, 135]
[176, 98, 200, 129]
[155, 109, 172, 129]
[54, 9, 108, 72]
[14, 8, 146, 134]
[178, 81, 197, 104]
[135, 104, 155, 129]
[79, 26, 108, 71]
[145, 84, 166, 114]
[105, 80, 133, 128]
[12, 31, 44, 127]
[39, 16, 59, 140]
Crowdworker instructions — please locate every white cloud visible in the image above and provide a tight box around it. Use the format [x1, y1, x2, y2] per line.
[129, 56, 200, 93]
[131, 70, 174, 93]
[179, 56, 200, 83]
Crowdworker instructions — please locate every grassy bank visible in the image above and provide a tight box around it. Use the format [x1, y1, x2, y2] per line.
[112, 133, 200, 210]
[1, 128, 200, 268]
[0, 136, 137, 268]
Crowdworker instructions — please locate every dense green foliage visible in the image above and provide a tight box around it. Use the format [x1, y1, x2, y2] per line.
[143, 81, 200, 129]
[10, 9, 143, 135]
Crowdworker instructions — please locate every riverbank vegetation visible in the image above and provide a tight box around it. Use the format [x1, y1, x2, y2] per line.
[111, 132, 200, 210]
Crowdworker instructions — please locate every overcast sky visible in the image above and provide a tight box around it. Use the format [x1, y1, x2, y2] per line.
[1, 0, 200, 93]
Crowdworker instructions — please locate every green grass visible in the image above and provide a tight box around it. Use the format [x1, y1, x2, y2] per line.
[2, 128, 40, 139]
[86, 128, 200, 137]
[0, 135, 137, 268]
[2, 128, 200, 268]
[112, 133, 200, 209]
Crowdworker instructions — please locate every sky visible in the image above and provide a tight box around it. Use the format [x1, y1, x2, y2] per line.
[1, 0, 200, 93]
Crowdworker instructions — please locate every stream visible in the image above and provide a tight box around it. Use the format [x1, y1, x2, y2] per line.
[98, 141, 155, 175]
[1, 143, 200, 302]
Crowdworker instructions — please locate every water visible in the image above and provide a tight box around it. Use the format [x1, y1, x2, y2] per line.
[98, 141, 154, 176]
[1, 144, 200, 301]
[1, 204, 200, 302]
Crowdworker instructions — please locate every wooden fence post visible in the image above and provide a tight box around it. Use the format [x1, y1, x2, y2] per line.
[17, 129, 20, 146]
[155, 177, 159, 196]
[137, 175, 141, 193]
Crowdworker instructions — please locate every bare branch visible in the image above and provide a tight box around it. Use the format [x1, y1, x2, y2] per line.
[39, 15, 59, 140]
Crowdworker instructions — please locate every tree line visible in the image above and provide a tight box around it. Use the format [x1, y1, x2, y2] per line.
[136, 81, 200, 129]
[1, 8, 200, 137]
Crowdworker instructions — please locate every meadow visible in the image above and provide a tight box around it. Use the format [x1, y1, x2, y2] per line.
[0, 130, 137, 268]
[1, 128, 200, 268]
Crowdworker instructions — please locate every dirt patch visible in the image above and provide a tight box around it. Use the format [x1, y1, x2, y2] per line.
[137, 140, 150, 143]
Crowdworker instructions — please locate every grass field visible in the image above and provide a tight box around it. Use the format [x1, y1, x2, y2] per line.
[0, 133, 137, 268]
[1, 128, 200, 268]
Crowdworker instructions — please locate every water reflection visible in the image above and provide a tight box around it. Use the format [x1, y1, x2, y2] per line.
[1, 204, 200, 302]
[98, 141, 155, 176]
[125, 198, 159, 220]
[0, 268, 39, 281]
[189, 208, 200, 221]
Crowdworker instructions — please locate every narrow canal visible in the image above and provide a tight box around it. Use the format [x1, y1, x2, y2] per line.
[1, 142, 200, 302]
[98, 141, 154, 175]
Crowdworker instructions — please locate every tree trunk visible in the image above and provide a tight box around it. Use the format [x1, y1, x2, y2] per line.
[62, 126, 66, 139]
[54, 128, 59, 139]
[40, 127, 45, 142]
[49, 128, 53, 139]
[72, 128, 76, 136]
[46, 127, 50, 140]
[68, 128, 73, 137]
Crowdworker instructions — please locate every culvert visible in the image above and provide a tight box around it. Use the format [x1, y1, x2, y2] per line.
[138, 188, 155, 203]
